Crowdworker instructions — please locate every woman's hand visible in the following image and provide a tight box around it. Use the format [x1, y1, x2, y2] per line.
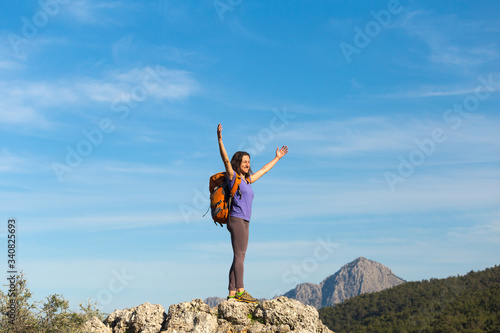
[251, 145, 289, 183]
[276, 145, 288, 159]
[217, 123, 223, 141]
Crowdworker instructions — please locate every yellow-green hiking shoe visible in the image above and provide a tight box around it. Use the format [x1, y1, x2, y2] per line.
[234, 290, 258, 303]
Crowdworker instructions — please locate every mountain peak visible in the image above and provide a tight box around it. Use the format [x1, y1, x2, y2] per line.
[320, 257, 405, 307]
[283, 257, 405, 308]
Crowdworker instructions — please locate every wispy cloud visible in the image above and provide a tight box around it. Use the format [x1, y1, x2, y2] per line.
[373, 79, 500, 98]
[63, 0, 126, 25]
[254, 167, 500, 219]
[0, 59, 23, 70]
[228, 19, 275, 45]
[0, 149, 25, 173]
[278, 114, 500, 158]
[0, 79, 77, 127]
[0, 100, 46, 125]
[78, 66, 199, 103]
[88, 68, 198, 106]
[448, 221, 500, 244]
[0, 66, 199, 127]
[23, 213, 182, 233]
[277, 117, 429, 157]
[375, 86, 491, 99]
[397, 10, 500, 70]
[193, 239, 340, 259]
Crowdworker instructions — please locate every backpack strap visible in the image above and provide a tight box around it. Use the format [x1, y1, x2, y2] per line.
[230, 173, 242, 198]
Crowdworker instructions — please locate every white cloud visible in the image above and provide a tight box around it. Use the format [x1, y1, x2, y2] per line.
[276, 117, 425, 157]
[192, 238, 340, 259]
[22, 213, 182, 233]
[248, 165, 500, 222]
[76, 81, 127, 103]
[0, 66, 199, 127]
[77, 66, 198, 103]
[7, 81, 79, 106]
[111, 34, 134, 66]
[0, 149, 25, 173]
[397, 10, 500, 69]
[277, 114, 500, 161]
[63, 0, 125, 25]
[373, 77, 500, 99]
[447, 213, 500, 243]
[0, 59, 23, 70]
[0, 80, 75, 126]
[0, 100, 44, 125]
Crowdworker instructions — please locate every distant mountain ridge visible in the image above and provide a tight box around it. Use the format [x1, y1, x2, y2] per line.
[283, 257, 405, 308]
[204, 296, 225, 308]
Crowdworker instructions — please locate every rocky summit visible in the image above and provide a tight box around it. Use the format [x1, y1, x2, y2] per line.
[83, 296, 333, 333]
[284, 257, 405, 308]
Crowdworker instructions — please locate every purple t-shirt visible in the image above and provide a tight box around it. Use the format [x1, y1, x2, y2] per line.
[229, 173, 254, 221]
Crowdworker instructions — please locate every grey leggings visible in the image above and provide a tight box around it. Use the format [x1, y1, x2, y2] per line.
[227, 216, 249, 291]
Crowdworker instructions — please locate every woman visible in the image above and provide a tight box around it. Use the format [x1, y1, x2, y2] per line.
[217, 123, 288, 303]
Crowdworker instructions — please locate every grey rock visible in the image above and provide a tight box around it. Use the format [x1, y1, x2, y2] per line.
[259, 297, 331, 332]
[217, 298, 257, 326]
[162, 296, 332, 332]
[104, 302, 166, 333]
[163, 298, 218, 332]
[82, 316, 112, 333]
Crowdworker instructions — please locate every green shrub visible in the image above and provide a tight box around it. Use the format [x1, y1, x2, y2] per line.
[0, 272, 107, 333]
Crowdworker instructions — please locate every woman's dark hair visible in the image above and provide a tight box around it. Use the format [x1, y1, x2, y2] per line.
[231, 151, 253, 177]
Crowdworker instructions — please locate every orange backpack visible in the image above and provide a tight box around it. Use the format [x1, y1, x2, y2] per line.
[207, 172, 243, 227]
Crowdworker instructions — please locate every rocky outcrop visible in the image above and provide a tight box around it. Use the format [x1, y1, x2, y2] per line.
[163, 298, 218, 332]
[82, 316, 112, 333]
[256, 296, 331, 332]
[82, 297, 333, 333]
[103, 302, 167, 333]
[284, 257, 405, 308]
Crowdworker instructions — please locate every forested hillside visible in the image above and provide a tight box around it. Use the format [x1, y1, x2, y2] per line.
[319, 265, 500, 332]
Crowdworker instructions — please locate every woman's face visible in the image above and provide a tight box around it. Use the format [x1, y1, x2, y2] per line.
[240, 155, 250, 174]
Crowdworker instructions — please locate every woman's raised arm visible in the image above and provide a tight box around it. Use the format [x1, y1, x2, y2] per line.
[250, 145, 288, 183]
[217, 124, 234, 180]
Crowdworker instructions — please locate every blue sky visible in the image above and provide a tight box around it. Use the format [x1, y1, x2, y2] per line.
[1, 0, 499, 313]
